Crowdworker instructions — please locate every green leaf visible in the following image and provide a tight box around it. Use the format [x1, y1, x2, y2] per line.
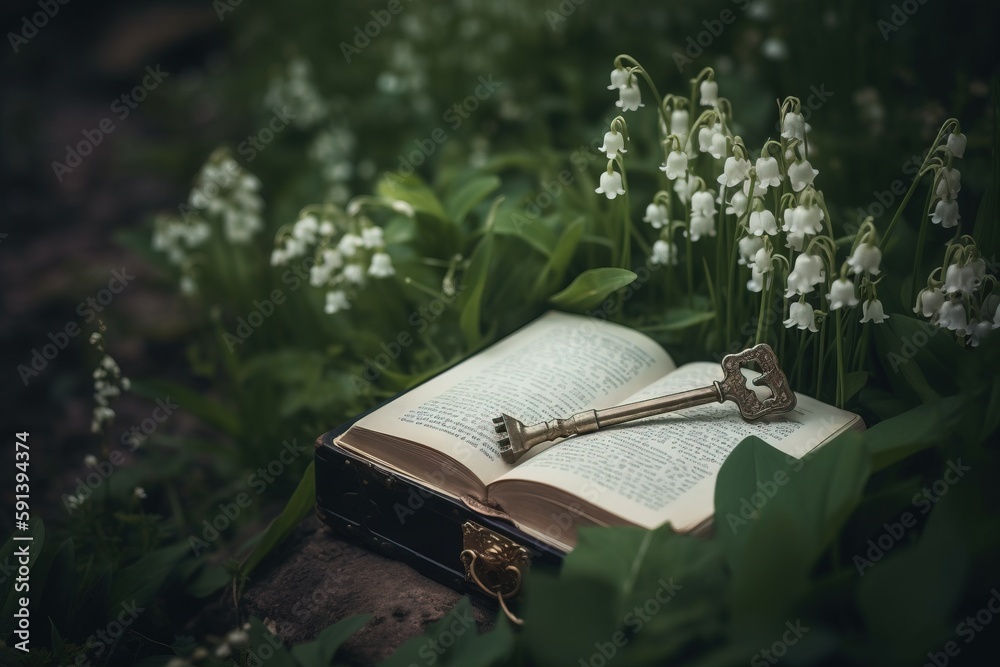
[458, 222, 496, 349]
[377, 172, 447, 220]
[637, 308, 716, 333]
[863, 395, 964, 471]
[529, 219, 584, 299]
[842, 371, 868, 403]
[444, 175, 502, 224]
[244, 618, 297, 667]
[184, 563, 231, 598]
[132, 379, 241, 438]
[241, 461, 316, 575]
[549, 268, 637, 312]
[108, 543, 190, 612]
[291, 614, 370, 666]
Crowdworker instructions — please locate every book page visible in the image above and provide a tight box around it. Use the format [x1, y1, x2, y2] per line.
[346, 311, 676, 486]
[491, 361, 859, 531]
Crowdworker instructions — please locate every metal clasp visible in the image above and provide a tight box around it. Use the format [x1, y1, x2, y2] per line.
[459, 522, 529, 626]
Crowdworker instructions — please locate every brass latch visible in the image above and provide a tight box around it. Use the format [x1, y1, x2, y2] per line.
[460, 522, 530, 625]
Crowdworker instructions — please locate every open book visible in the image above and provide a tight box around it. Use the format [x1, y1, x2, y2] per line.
[336, 311, 862, 551]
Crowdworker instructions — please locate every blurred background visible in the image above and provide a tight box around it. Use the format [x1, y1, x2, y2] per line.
[1, 0, 999, 664]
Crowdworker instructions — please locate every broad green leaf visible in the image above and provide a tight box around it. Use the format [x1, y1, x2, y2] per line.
[638, 309, 716, 333]
[549, 268, 637, 312]
[842, 371, 869, 403]
[184, 563, 231, 598]
[458, 226, 495, 349]
[291, 614, 371, 666]
[133, 379, 241, 438]
[492, 208, 559, 257]
[377, 172, 447, 220]
[863, 395, 964, 471]
[108, 543, 190, 612]
[444, 175, 502, 224]
[530, 219, 584, 299]
[241, 461, 316, 575]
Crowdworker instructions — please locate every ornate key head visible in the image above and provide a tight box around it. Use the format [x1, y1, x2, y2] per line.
[716, 344, 796, 420]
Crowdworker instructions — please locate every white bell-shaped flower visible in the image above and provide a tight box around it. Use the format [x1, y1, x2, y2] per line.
[747, 266, 769, 293]
[607, 67, 629, 90]
[368, 252, 395, 278]
[700, 79, 719, 106]
[781, 111, 809, 143]
[600, 130, 627, 159]
[970, 320, 992, 347]
[748, 209, 778, 236]
[827, 279, 859, 310]
[616, 80, 644, 111]
[914, 287, 945, 318]
[792, 205, 824, 235]
[847, 243, 882, 276]
[860, 298, 889, 324]
[643, 202, 669, 229]
[651, 240, 678, 266]
[785, 252, 826, 296]
[738, 236, 764, 266]
[689, 214, 715, 241]
[595, 168, 626, 199]
[743, 177, 767, 198]
[935, 167, 962, 201]
[752, 247, 772, 272]
[691, 190, 717, 218]
[325, 290, 350, 314]
[946, 132, 967, 158]
[930, 199, 960, 228]
[784, 301, 820, 332]
[943, 262, 980, 295]
[361, 226, 384, 248]
[660, 150, 689, 180]
[718, 156, 751, 187]
[338, 233, 364, 257]
[936, 299, 969, 334]
[674, 174, 697, 203]
[698, 124, 719, 154]
[787, 159, 819, 192]
[670, 109, 690, 141]
[727, 191, 749, 217]
[755, 156, 782, 189]
[785, 230, 805, 252]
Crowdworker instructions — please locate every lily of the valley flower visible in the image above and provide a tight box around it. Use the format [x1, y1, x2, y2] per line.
[785, 301, 820, 332]
[752, 246, 772, 272]
[930, 199, 960, 228]
[689, 214, 715, 241]
[827, 278, 859, 310]
[755, 156, 782, 189]
[325, 290, 350, 314]
[600, 130, 627, 159]
[787, 159, 819, 192]
[691, 190, 717, 218]
[935, 167, 962, 201]
[936, 299, 969, 334]
[368, 252, 395, 278]
[643, 202, 669, 229]
[660, 149, 689, 180]
[727, 191, 749, 217]
[670, 109, 690, 142]
[651, 239, 679, 266]
[847, 243, 882, 276]
[785, 252, 826, 296]
[747, 266, 769, 293]
[944, 260, 983, 295]
[738, 236, 764, 266]
[784, 205, 824, 236]
[860, 298, 889, 324]
[781, 111, 809, 143]
[596, 166, 626, 199]
[700, 79, 719, 106]
[607, 67, 629, 90]
[718, 156, 751, 187]
[970, 320, 992, 347]
[914, 286, 945, 317]
[743, 177, 767, 198]
[748, 208, 778, 236]
[617, 79, 644, 111]
[947, 131, 967, 158]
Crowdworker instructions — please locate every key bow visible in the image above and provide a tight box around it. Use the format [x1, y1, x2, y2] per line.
[715, 343, 796, 419]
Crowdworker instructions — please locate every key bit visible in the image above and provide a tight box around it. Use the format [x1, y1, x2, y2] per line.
[493, 343, 796, 464]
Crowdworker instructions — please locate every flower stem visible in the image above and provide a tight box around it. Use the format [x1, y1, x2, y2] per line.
[835, 309, 844, 408]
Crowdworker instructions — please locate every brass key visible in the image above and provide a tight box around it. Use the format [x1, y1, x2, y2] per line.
[492, 344, 796, 464]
